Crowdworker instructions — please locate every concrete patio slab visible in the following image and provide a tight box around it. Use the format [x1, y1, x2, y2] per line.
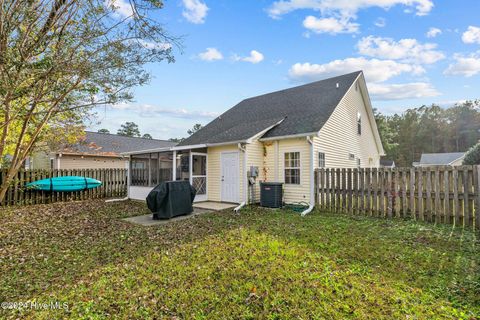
[122, 207, 212, 226]
[193, 201, 237, 211]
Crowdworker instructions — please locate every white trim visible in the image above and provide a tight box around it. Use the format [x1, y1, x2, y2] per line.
[122, 146, 174, 155]
[207, 140, 246, 147]
[356, 73, 386, 156]
[220, 151, 240, 203]
[259, 132, 318, 142]
[191, 152, 208, 202]
[172, 150, 177, 181]
[171, 144, 207, 151]
[274, 140, 279, 181]
[447, 155, 466, 165]
[283, 150, 301, 185]
[246, 118, 285, 143]
[301, 136, 315, 216]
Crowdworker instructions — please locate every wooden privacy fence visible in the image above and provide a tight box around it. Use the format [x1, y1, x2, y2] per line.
[0, 168, 127, 206]
[315, 166, 480, 230]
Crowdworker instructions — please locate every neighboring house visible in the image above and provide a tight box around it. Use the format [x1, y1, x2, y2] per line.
[413, 152, 466, 167]
[380, 159, 395, 168]
[27, 131, 176, 170]
[124, 71, 385, 212]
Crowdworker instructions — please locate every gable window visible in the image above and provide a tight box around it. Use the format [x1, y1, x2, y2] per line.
[357, 112, 362, 135]
[318, 152, 325, 168]
[284, 152, 300, 184]
[349, 153, 355, 161]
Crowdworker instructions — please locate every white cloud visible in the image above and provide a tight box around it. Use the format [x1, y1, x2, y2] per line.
[426, 27, 441, 38]
[444, 52, 480, 77]
[107, 0, 134, 19]
[198, 48, 223, 61]
[303, 16, 359, 34]
[268, 1, 432, 36]
[233, 50, 265, 64]
[462, 26, 480, 44]
[369, 82, 440, 100]
[374, 17, 386, 27]
[138, 39, 172, 50]
[182, 0, 209, 24]
[288, 57, 425, 83]
[357, 36, 445, 64]
[267, 0, 434, 18]
[111, 103, 219, 119]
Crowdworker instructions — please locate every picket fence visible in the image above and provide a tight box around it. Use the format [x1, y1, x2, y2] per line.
[0, 169, 127, 206]
[315, 166, 480, 230]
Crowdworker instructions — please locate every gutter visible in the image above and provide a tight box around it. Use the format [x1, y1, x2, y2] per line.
[234, 143, 248, 213]
[301, 136, 315, 216]
[259, 131, 318, 142]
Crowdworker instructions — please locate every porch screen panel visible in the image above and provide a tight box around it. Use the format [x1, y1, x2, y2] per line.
[158, 152, 173, 184]
[131, 153, 150, 186]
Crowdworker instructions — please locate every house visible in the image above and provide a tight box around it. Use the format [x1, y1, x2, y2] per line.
[27, 131, 176, 170]
[124, 71, 385, 213]
[413, 152, 466, 167]
[380, 159, 395, 168]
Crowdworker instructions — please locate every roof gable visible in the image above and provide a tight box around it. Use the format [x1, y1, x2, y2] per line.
[179, 71, 362, 146]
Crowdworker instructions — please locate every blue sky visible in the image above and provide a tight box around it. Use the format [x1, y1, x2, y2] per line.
[90, 0, 480, 140]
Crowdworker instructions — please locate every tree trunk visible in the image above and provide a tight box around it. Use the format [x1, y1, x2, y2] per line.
[0, 177, 10, 205]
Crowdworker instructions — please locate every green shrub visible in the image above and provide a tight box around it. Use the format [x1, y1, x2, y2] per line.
[463, 143, 480, 165]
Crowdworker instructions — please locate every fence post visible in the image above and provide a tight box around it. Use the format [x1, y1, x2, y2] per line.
[359, 168, 365, 215]
[409, 168, 415, 220]
[325, 168, 330, 211]
[347, 168, 352, 214]
[474, 165, 480, 230]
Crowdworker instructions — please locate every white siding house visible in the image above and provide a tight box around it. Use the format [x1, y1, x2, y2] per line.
[124, 71, 385, 214]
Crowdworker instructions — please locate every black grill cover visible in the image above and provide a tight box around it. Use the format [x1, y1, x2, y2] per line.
[146, 181, 196, 219]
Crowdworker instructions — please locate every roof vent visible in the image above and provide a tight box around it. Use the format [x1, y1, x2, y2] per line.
[336, 83, 339, 89]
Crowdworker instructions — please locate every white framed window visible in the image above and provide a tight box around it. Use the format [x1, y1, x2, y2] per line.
[357, 111, 362, 135]
[284, 152, 300, 184]
[318, 152, 325, 168]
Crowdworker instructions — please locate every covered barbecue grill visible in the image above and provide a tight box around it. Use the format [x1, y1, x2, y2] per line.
[146, 181, 196, 219]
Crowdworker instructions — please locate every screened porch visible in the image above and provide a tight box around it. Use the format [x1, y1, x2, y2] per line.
[128, 149, 207, 202]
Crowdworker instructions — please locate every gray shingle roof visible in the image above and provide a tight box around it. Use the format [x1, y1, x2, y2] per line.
[61, 131, 176, 156]
[419, 152, 465, 165]
[179, 71, 362, 146]
[380, 159, 395, 167]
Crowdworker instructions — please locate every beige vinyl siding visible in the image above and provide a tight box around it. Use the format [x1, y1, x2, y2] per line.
[29, 151, 51, 169]
[207, 145, 244, 203]
[58, 155, 127, 169]
[313, 79, 381, 169]
[261, 138, 311, 204]
[246, 139, 264, 203]
[262, 142, 275, 182]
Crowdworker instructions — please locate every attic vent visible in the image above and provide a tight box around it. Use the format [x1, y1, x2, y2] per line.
[336, 83, 339, 89]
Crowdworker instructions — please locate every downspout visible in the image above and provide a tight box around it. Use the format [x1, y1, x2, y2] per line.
[234, 143, 247, 213]
[301, 136, 315, 216]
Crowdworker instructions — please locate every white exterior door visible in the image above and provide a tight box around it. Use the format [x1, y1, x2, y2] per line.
[221, 152, 239, 203]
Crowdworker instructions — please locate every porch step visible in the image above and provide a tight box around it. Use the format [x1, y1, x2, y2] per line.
[193, 201, 237, 211]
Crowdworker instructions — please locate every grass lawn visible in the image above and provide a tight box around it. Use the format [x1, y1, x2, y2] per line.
[0, 200, 478, 319]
